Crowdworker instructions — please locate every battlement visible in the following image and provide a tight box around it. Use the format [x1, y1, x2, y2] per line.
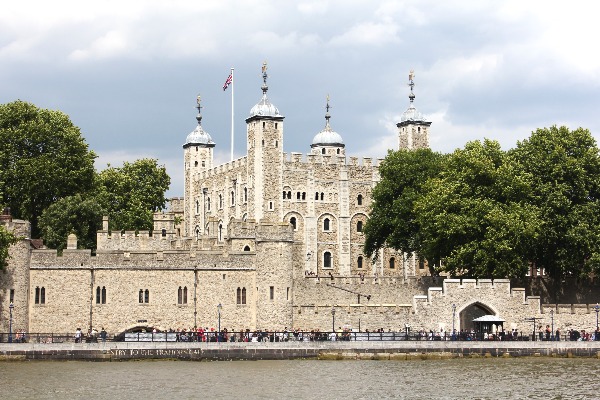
[200, 156, 248, 179]
[283, 152, 381, 168]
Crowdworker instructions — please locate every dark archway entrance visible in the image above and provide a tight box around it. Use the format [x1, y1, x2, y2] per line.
[458, 302, 495, 332]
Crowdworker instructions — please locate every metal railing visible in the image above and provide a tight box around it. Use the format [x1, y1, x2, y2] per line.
[2, 330, 596, 343]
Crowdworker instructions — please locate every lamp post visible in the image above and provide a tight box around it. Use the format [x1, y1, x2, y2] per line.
[217, 303, 222, 342]
[8, 302, 14, 343]
[550, 309, 554, 341]
[594, 303, 600, 340]
[331, 307, 336, 333]
[452, 303, 456, 340]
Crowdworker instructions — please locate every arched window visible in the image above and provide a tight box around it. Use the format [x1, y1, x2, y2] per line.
[178, 286, 183, 304]
[320, 192, 324, 201]
[231, 191, 235, 205]
[219, 194, 223, 209]
[287, 191, 291, 199]
[161, 229, 166, 237]
[207, 197, 211, 211]
[194, 160, 198, 167]
[290, 217, 297, 230]
[322, 148, 326, 154]
[96, 286, 101, 304]
[357, 256, 363, 269]
[283, 191, 287, 199]
[296, 192, 300, 200]
[244, 187, 248, 202]
[237, 287, 242, 304]
[218, 223, 223, 241]
[302, 192, 306, 200]
[195, 226, 201, 239]
[337, 148, 340, 154]
[40, 287, 45, 304]
[324, 252, 332, 268]
[315, 192, 319, 200]
[183, 286, 187, 304]
[357, 194, 363, 206]
[139, 289, 144, 303]
[196, 200, 200, 214]
[144, 289, 150, 303]
[243, 245, 251, 251]
[357, 221, 363, 232]
[101, 286, 106, 304]
[242, 287, 247, 304]
[389, 257, 395, 269]
[323, 218, 330, 231]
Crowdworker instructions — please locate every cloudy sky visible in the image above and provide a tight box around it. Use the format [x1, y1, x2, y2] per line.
[2, 0, 599, 196]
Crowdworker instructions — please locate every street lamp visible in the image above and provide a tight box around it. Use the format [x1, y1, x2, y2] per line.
[217, 303, 222, 342]
[594, 303, 599, 331]
[331, 307, 336, 333]
[452, 304, 456, 340]
[8, 302, 14, 343]
[550, 309, 554, 341]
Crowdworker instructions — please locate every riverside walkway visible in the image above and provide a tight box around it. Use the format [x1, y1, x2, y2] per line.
[1, 340, 599, 361]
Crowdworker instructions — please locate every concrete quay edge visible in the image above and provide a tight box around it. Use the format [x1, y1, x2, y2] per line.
[1, 341, 599, 361]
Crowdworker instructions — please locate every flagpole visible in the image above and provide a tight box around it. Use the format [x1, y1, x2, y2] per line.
[230, 67, 234, 161]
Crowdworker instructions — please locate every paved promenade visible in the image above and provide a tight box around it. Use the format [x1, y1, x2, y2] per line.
[1, 340, 599, 361]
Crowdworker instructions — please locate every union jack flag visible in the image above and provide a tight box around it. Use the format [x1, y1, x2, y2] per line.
[223, 73, 233, 91]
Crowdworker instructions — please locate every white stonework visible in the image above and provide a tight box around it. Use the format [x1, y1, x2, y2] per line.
[1, 71, 598, 337]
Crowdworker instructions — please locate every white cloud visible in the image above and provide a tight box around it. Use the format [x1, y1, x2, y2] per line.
[329, 20, 400, 46]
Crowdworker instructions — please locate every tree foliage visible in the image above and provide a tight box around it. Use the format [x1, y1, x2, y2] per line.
[415, 139, 538, 279]
[0, 101, 96, 238]
[0, 225, 19, 270]
[363, 148, 445, 259]
[509, 126, 600, 279]
[364, 126, 600, 280]
[38, 194, 105, 251]
[96, 159, 171, 231]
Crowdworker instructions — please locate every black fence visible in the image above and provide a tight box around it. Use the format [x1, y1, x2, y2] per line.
[1, 330, 597, 343]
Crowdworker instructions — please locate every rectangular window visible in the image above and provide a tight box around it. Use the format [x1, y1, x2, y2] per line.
[270, 286, 274, 300]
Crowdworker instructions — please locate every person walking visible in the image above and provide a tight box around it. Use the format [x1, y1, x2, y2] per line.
[74, 328, 82, 343]
[100, 327, 107, 343]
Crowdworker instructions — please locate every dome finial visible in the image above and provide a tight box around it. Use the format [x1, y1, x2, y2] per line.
[196, 94, 203, 124]
[325, 94, 331, 130]
[261, 61, 268, 94]
[408, 70, 416, 104]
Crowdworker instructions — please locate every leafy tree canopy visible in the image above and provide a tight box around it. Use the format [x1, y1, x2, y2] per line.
[38, 194, 105, 252]
[363, 148, 445, 259]
[0, 224, 19, 270]
[0, 101, 96, 238]
[97, 159, 171, 231]
[364, 127, 600, 280]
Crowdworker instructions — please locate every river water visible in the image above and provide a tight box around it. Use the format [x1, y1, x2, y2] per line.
[1, 358, 598, 399]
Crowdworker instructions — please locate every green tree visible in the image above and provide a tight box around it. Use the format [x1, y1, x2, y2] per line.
[0, 101, 96, 238]
[38, 194, 105, 251]
[416, 139, 538, 279]
[363, 148, 445, 260]
[97, 159, 171, 231]
[0, 225, 19, 270]
[509, 126, 600, 280]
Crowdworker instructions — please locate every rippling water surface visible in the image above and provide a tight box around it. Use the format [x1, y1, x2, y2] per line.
[1, 358, 598, 399]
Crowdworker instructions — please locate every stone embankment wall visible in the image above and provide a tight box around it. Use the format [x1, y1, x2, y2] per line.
[1, 342, 599, 361]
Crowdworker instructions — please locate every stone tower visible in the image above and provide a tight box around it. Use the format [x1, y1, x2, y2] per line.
[245, 62, 285, 222]
[183, 96, 215, 237]
[397, 70, 431, 150]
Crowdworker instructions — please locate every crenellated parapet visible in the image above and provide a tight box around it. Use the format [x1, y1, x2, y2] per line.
[199, 156, 248, 180]
[283, 152, 381, 168]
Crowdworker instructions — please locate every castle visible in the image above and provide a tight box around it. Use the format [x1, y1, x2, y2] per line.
[1, 66, 598, 337]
